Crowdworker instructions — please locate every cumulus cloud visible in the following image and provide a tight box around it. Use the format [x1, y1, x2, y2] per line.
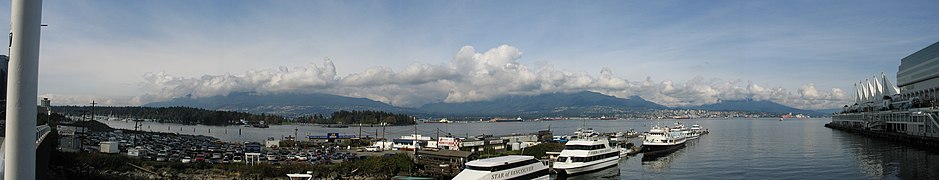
[93, 44, 852, 110]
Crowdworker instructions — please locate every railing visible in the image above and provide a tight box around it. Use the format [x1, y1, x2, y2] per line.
[35, 124, 51, 149]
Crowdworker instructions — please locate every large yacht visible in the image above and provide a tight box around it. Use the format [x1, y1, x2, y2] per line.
[687, 124, 708, 140]
[453, 155, 549, 180]
[553, 133, 621, 175]
[641, 124, 687, 153]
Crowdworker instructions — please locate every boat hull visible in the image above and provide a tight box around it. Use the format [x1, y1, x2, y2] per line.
[641, 143, 685, 160]
[641, 142, 684, 152]
[554, 157, 618, 176]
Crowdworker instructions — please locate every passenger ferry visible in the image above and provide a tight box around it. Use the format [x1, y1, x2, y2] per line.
[688, 124, 708, 140]
[553, 133, 621, 175]
[641, 124, 687, 153]
[453, 155, 549, 180]
[831, 40, 939, 140]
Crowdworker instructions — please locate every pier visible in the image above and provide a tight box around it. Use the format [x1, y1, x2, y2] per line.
[825, 123, 939, 149]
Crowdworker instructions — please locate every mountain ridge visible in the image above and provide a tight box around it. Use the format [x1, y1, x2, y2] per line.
[418, 91, 668, 116]
[145, 91, 824, 117]
[682, 99, 823, 116]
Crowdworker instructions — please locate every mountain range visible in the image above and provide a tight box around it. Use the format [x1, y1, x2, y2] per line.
[145, 92, 418, 116]
[419, 91, 666, 116]
[145, 91, 822, 117]
[682, 99, 824, 116]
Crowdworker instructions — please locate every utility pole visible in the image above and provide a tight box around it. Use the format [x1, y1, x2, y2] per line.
[5, 0, 42, 179]
[90, 100, 96, 121]
[413, 121, 418, 161]
[381, 123, 386, 149]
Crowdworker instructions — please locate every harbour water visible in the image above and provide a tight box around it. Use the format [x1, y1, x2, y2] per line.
[97, 118, 939, 179]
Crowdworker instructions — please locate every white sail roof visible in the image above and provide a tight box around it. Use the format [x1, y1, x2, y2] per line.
[854, 83, 861, 103]
[881, 72, 900, 96]
[852, 73, 901, 105]
[858, 81, 867, 103]
[874, 76, 883, 99]
[866, 79, 874, 102]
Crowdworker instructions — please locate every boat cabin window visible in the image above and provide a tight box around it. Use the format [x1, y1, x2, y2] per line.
[466, 159, 540, 172]
[565, 144, 606, 150]
[557, 156, 568, 162]
[570, 152, 619, 162]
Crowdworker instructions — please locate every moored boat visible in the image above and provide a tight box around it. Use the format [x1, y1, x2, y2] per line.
[453, 155, 549, 180]
[641, 124, 687, 154]
[553, 132, 621, 175]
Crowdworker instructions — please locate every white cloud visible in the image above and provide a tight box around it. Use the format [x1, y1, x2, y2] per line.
[48, 45, 852, 110]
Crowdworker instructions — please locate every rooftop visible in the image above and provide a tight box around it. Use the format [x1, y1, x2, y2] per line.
[464, 155, 533, 167]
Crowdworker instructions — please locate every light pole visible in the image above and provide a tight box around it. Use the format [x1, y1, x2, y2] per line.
[5, 0, 43, 179]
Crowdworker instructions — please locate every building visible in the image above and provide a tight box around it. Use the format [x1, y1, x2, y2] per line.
[307, 133, 359, 144]
[40, 97, 50, 115]
[416, 149, 478, 176]
[99, 141, 119, 154]
[460, 137, 507, 153]
[392, 134, 432, 151]
[898, 41, 939, 94]
[498, 134, 541, 151]
[833, 40, 939, 139]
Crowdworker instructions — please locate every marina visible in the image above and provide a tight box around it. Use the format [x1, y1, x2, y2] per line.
[85, 117, 939, 179]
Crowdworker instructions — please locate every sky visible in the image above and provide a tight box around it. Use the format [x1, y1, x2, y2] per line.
[2, 0, 939, 110]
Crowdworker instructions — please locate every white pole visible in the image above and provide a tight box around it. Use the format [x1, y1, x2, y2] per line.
[6, 0, 42, 179]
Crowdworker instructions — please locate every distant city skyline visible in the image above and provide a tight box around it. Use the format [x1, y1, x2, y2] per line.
[2, 1, 938, 109]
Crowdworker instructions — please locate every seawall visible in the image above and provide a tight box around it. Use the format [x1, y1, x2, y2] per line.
[825, 123, 939, 149]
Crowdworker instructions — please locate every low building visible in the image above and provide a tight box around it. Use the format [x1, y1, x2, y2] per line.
[437, 137, 460, 150]
[99, 141, 119, 154]
[392, 134, 432, 151]
[460, 138, 507, 153]
[497, 134, 542, 151]
[416, 149, 478, 176]
[307, 133, 359, 144]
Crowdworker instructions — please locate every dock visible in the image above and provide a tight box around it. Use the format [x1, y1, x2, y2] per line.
[825, 123, 939, 149]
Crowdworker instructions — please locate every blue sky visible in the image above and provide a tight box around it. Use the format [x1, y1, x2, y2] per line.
[1, 0, 938, 109]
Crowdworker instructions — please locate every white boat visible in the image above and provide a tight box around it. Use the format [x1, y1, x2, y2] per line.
[453, 155, 549, 180]
[670, 122, 691, 139]
[641, 124, 687, 153]
[625, 129, 640, 138]
[553, 134, 621, 175]
[572, 128, 599, 139]
[688, 124, 708, 139]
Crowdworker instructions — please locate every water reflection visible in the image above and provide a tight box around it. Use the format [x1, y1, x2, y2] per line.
[641, 139, 697, 173]
[835, 132, 939, 179]
[554, 164, 621, 180]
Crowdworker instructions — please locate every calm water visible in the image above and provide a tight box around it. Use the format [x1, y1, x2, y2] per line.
[99, 118, 939, 179]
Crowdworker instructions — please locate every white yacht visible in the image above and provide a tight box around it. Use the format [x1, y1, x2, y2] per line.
[688, 124, 708, 139]
[554, 135, 621, 175]
[641, 124, 687, 153]
[670, 122, 691, 139]
[453, 155, 549, 180]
